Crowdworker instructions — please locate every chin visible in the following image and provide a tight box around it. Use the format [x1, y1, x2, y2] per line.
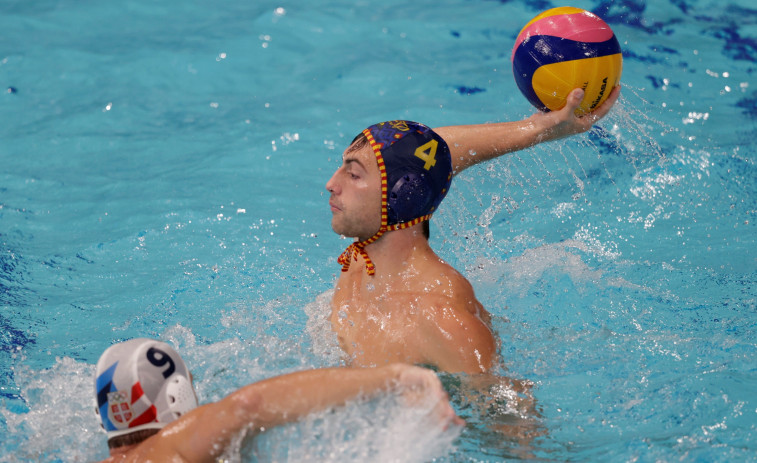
[330, 223, 350, 237]
[331, 220, 377, 241]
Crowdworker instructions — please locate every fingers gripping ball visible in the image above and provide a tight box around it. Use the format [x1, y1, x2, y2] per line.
[511, 7, 622, 115]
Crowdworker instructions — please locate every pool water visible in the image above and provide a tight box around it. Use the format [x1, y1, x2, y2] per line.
[1, 0, 755, 461]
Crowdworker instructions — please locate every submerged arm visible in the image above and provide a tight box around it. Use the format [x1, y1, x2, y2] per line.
[435, 86, 620, 174]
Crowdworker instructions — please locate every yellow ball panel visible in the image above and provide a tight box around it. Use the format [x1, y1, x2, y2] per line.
[532, 53, 623, 114]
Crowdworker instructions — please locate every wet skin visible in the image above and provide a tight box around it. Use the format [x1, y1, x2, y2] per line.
[326, 145, 496, 374]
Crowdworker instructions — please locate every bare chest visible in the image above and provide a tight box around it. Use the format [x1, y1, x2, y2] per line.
[330, 279, 425, 365]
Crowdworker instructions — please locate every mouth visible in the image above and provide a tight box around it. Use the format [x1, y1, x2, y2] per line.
[329, 200, 341, 213]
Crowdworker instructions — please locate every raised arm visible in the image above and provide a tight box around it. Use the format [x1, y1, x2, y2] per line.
[163, 364, 460, 462]
[435, 86, 621, 174]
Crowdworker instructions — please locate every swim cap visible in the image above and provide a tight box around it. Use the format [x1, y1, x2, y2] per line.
[338, 120, 453, 275]
[94, 338, 198, 440]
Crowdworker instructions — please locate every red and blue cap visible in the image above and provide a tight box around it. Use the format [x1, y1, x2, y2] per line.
[338, 120, 453, 275]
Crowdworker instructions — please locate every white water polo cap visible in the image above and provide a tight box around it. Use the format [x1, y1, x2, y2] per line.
[94, 338, 198, 439]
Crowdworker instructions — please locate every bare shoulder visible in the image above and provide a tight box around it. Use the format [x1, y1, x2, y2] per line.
[411, 257, 497, 373]
[416, 256, 489, 319]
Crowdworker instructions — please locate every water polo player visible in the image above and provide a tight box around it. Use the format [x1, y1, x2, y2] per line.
[94, 338, 460, 462]
[325, 87, 620, 374]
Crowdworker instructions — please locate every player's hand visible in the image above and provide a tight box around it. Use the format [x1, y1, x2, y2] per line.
[393, 364, 465, 429]
[530, 85, 621, 142]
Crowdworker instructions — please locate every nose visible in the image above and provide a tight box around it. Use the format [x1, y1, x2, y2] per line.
[326, 171, 339, 194]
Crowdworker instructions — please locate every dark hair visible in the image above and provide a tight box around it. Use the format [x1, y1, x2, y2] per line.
[107, 428, 160, 450]
[347, 132, 369, 153]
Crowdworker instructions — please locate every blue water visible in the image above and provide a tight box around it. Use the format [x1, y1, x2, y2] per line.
[1, 0, 755, 461]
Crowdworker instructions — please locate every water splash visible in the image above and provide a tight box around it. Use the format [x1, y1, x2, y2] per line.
[2, 326, 461, 462]
[242, 393, 461, 462]
[2, 357, 104, 462]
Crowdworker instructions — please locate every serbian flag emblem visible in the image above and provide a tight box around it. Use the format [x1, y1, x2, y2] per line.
[107, 391, 133, 424]
[105, 382, 158, 429]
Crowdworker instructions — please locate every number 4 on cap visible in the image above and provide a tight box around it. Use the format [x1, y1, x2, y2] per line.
[414, 139, 438, 171]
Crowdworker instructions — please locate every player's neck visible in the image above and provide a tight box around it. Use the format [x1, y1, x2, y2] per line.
[363, 225, 430, 275]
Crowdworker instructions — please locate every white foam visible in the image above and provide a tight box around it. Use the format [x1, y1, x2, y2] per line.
[240, 393, 461, 462]
[2, 357, 105, 462]
[466, 236, 643, 300]
[304, 289, 346, 366]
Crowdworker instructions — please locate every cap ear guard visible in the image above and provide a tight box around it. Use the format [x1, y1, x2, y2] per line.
[387, 172, 435, 225]
[161, 374, 198, 421]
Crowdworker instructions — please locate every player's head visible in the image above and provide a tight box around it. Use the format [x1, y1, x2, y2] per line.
[335, 120, 453, 275]
[94, 338, 198, 448]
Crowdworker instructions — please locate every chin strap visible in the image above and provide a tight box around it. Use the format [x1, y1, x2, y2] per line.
[337, 215, 431, 276]
[338, 241, 375, 275]
[337, 227, 386, 276]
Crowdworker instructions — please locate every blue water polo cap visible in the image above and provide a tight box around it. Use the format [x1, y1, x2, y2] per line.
[366, 120, 453, 226]
[337, 120, 453, 275]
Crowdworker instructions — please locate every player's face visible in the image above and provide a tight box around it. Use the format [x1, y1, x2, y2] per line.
[325, 145, 382, 241]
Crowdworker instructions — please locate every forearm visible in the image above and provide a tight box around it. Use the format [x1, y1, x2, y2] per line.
[165, 366, 402, 461]
[435, 116, 551, 173]
[232, 365, 402, 430]
[437, 86, 620, 175]
[176, 364, 455, 460]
